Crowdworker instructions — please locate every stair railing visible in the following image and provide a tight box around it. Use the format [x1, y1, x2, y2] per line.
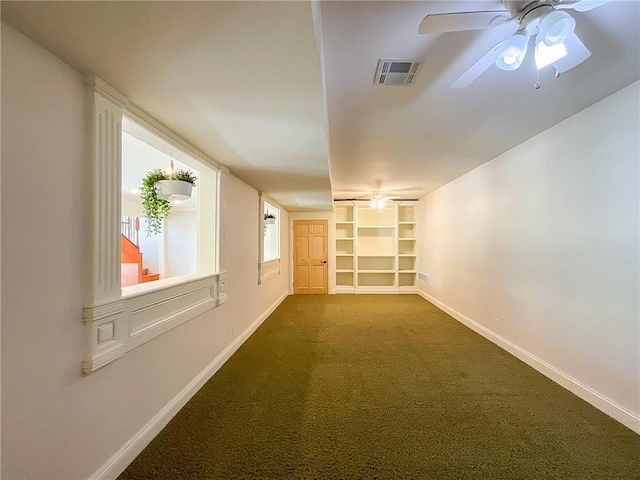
[121, 215, 139, 247]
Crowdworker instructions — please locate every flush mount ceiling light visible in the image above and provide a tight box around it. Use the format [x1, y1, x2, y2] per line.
[419, 0, 606, 89]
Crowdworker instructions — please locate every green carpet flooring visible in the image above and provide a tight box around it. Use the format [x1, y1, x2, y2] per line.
[119, 295, 640, 479]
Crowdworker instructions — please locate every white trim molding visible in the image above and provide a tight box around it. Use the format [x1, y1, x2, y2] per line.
[87, 90, 123, 306]
[90, 291, 289, 480]
[417, 290, 640, 434]
[82, 76, 228, 373]
[258, 193, 282, 284]
[88, 75, 228, 174]
[259, 258, 281, 284]
[83, 274, 227, 374]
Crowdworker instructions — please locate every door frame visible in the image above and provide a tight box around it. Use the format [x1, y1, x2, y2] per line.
[288, 211, 334, 294]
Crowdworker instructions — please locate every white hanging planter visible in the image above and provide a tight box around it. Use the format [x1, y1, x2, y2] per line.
[158, 179, 193, 201]
[265, 217, 276, 225]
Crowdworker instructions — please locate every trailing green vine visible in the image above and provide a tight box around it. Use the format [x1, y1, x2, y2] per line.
[141, 169, 171, 236]
[140, 168, 197, 236]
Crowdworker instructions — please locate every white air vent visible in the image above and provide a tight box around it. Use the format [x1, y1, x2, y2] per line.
[374, 59, 421, 86]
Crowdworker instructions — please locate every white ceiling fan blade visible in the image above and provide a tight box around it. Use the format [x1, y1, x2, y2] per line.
[572, 0, 614, 12]
[553, 0, 583, 9]
[555, 34, 591, 73]
[451, 40, 508, 89]
[419, 11, 509, 34]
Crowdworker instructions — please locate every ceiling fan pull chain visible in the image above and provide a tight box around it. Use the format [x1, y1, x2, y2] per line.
[533, 43, 541, 89]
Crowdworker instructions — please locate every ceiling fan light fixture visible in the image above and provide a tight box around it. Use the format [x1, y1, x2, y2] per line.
[495, 31, 528, 71]
[535, 40, 568, 69]
[538, 10, 576, 46]
[370, 198, 386, 210]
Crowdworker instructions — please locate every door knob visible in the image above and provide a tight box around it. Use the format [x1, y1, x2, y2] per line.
[322, 260, 327, 264]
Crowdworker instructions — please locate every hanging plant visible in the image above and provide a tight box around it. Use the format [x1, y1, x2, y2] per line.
[263, 212, 277, 236]
[140, 167, 197, 236]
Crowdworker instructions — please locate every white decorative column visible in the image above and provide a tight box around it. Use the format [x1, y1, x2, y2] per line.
[83, 78, 127, 373]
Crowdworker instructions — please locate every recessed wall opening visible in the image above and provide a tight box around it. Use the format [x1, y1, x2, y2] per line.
[120, 117, 217, 295]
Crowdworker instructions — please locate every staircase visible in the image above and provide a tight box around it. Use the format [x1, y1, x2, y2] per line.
[121, 215, 160, 286]
[141, 267, 160, 283]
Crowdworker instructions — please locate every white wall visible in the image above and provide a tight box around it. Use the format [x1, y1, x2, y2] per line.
[418, 81, 640, 431]
[165, 210, 197, 277]
[138, 219, 160, 275]
[1, 23, 290, 479]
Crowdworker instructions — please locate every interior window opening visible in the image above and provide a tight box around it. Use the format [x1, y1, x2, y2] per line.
[263, 200, 280, 263]
[120, 117, 216, 295]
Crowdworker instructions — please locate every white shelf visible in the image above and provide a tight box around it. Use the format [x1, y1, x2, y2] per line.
[358, 272, 395, 287]
[358, 270, 395, 273]
[399, 270, 417, 273]
[358, 225, 395, 229]
[336, 253, 354, 257]
[399, 254, 416, 257]
[358, 254, 395, 257]
[336, 237, 354, 240]
[335, 204, 354, 223]
[399, 238, 417, 241]
[334, 286, 356, 292]
[336, 269, 354, 273]
[398, 221, 416, 225]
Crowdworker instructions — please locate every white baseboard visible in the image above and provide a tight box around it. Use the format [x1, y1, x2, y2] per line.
[332, 287, 419, 294]
[417, 289, 640, 434]
[91, 291, 290, 480]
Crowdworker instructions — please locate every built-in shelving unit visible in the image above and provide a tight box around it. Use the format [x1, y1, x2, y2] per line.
[332, 201, 417, 293]
[397, 205, 417, 290]
[334, 204, 355, 290]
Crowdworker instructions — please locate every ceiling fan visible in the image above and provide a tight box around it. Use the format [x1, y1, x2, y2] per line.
[418, 0, 612, 88]
[368, 191, 401, 209]
[334, 190, 406, 209]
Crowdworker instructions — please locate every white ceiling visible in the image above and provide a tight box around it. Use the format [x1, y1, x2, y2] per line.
[2, 1, 639, 210]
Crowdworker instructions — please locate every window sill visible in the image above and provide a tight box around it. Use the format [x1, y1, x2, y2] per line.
[82, 272, 227, 374]
[122, 272, 215, 298]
